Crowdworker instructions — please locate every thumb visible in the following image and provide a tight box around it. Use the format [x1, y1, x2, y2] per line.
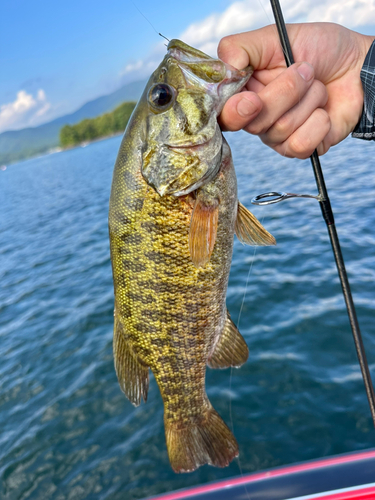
[218, 25, 284, 71]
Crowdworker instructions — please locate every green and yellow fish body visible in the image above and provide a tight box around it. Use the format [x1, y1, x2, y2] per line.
[109, 40, 275, 473]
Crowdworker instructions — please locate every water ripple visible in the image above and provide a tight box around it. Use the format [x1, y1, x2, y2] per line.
[1, 134, 374, 499]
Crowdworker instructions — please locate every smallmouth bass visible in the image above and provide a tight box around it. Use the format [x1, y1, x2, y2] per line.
[108, 39, 275, 473]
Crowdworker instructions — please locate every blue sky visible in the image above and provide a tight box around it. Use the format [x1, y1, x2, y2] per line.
[2, 0, 375, 133]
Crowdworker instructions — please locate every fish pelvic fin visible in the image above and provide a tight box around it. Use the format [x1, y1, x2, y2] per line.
[208, 310, 249, 369]
[113, 316, 149, 406]
[235, 201, 276, 246]
[165, 405, 238, 473]
[189, 198, 219, 268]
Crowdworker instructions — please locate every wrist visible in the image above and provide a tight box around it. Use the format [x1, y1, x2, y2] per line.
[352, 37, 375, 140]
[362, 35, 375, 58]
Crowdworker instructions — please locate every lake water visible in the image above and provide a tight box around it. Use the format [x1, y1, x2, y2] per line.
[1, 132, 375, 499]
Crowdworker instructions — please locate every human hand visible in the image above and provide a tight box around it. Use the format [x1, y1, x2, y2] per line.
[218, 23, 375, 158]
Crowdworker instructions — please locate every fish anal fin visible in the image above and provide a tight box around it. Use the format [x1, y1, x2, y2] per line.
[235, 201, 276, 246]
[113, 317, 149, 406]
[189, 198, 219, 268]
[165, 405, 238, 473]
[208, 311, 249, 369]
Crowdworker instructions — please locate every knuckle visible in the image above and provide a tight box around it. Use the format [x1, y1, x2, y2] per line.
[280, 76, 299, 99]
[217, 36, 236, 59]
[288, 135, 314, 159]
[312, 79, 325, 93]
[311, 80, 329, 106]
[260, 134, 276, 148]
[274, 143, 297, 158]
[272, 112, 293, 136]
[316, 108, 330, 128]
[317, 141, 330, 156]
[287, 109, 330, 159]
[246, 121, 269, 136]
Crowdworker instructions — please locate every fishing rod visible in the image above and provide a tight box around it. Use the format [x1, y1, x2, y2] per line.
[262, 0, 375, 426]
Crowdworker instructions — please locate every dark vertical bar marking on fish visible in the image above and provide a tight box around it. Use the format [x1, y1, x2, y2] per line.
[270, 0, 375, 426]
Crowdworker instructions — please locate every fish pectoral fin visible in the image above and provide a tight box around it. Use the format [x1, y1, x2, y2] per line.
[208, 311, 249, 369]
[189, 198, 219, 268]
[113, 317, 149, 407]
[235, 201, 276, 246]
[165, 403, 238, 473]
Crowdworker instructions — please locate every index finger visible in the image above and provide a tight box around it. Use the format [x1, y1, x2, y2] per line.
[218, 25, 286, 71]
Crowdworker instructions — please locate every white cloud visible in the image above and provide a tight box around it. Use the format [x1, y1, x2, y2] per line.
[0, 89, 51, 133]
[34, 90, 51, 117]
[120, 0, 375, 84]
[309, 0, 375, 25]
[120, 59, 144, 76]
[119, 41, 166, 81]
[180, 1, 270, 51]
[180, 0, 375, 51]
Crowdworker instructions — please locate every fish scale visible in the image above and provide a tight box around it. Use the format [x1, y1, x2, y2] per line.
[109, 39, 275, 472]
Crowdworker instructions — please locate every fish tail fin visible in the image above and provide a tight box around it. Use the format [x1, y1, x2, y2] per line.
[165, 405, 238, 473]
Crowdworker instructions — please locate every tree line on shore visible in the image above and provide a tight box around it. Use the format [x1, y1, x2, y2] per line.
[59, 101, 136, 147]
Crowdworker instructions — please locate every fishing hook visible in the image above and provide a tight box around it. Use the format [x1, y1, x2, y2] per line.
[159, 33, 170, 42]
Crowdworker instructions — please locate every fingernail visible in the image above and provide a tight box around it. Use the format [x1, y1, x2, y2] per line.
[237, 97, 257, 118]
[297, 62, 314, 81]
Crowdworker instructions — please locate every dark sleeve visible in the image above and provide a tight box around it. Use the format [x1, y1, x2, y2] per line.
[352, 40, 375, 140]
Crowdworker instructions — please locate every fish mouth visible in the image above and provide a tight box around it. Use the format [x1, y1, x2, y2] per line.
[167, 39, 213, 64]
[167, 39, 253, 100]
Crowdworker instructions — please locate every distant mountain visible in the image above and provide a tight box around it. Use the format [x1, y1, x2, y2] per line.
[0, 79, 146, 165]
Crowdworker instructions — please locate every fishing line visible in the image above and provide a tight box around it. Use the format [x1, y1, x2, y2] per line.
[130, 0, 161, 37]
[237, 245, 258, 330]
[228, 213, 267, 499]
[254, 0, 293, 69]
[230, 244, 257, 499]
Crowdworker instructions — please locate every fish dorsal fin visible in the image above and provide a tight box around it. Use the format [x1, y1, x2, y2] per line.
[235, 201, 276, 246]
[189, 198, 219, 268]
[208, 311, 249, 369]
[113, 316, 149, 406]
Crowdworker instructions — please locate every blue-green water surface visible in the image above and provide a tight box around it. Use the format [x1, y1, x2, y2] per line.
[1, 132, 375, 499]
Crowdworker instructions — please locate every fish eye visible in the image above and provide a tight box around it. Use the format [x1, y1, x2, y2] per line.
[148, 84, 175, 112]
